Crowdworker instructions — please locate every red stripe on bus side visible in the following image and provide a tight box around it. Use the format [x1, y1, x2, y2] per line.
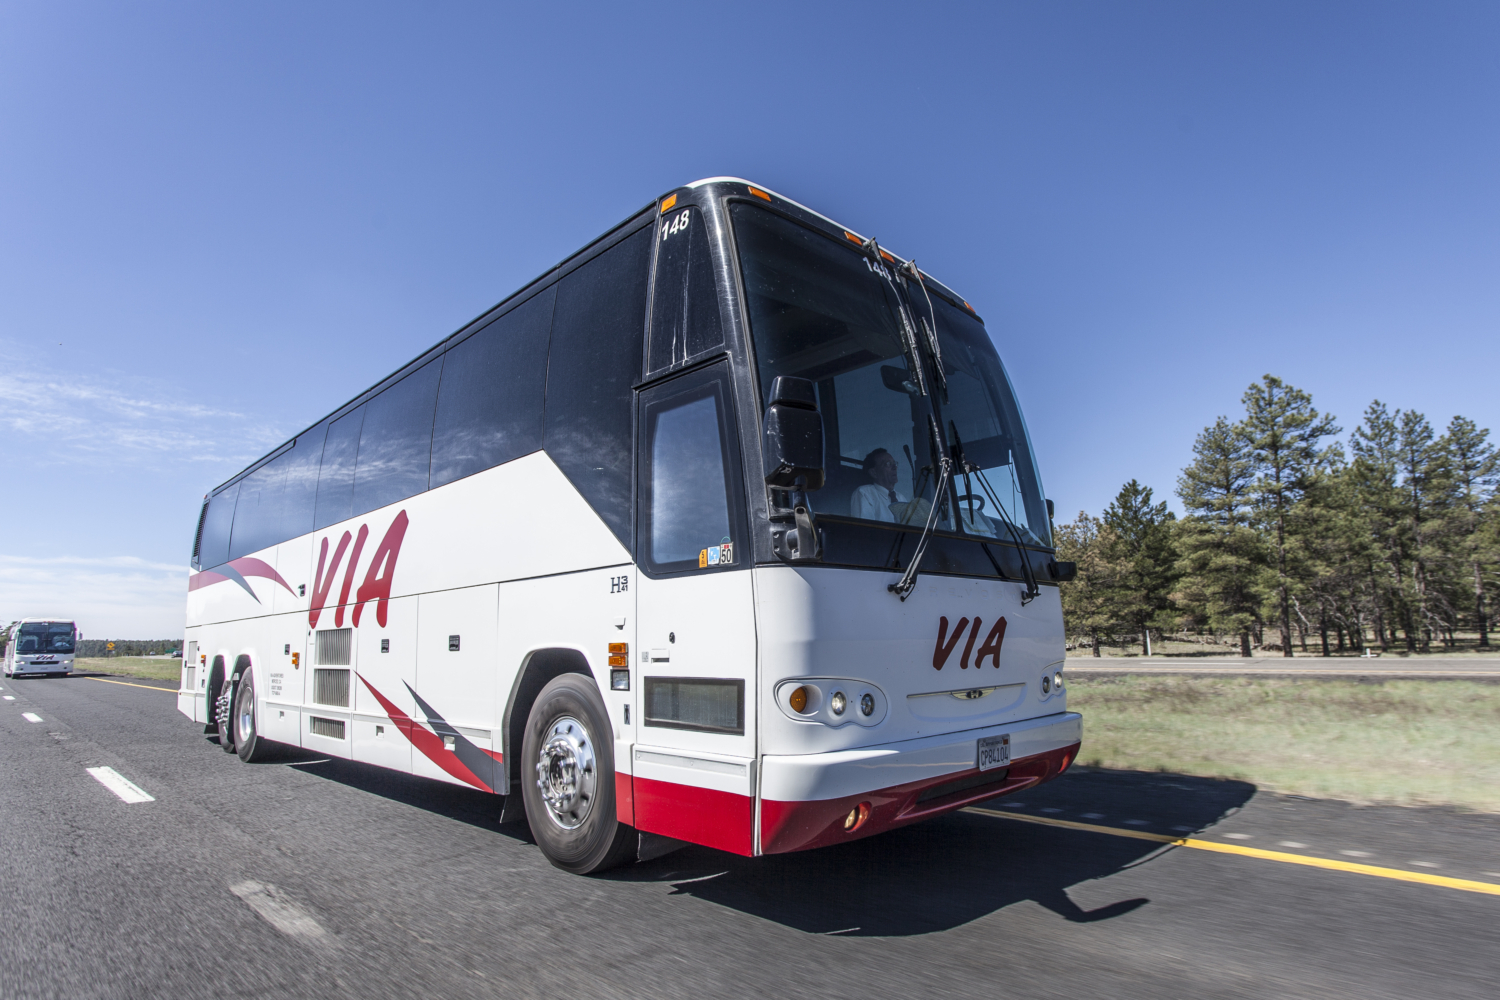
[632, 776, 753, 857]
[615, 771, 634, 826]
[357, 674, 491, 791]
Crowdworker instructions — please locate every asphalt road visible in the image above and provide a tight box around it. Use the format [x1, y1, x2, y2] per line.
[2, 673, 1496, 1000]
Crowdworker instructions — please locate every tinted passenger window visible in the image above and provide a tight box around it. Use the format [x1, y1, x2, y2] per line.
[277, 423, 328, 542]
[544, 224, 653, 549]
[430, 287, 553, 488]
[228, 451, 289, 560]
[353, 358, 441, 516]
[648, 206, 722, 375]
[315, 405, 364, 530]
[198, 483, 238, 569]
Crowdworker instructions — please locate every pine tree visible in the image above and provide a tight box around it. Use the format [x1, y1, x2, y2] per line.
[1176, 416, 1264, 655]
[1240, 375, 1339, 657]
[1054, 512, 1125, 655]
[1101, 480, 1177, 654]
[1438, 416, 1499, 645]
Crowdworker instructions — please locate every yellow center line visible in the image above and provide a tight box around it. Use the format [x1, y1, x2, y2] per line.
[967, 807, 1500, 897]
[85, 677, 179, 693]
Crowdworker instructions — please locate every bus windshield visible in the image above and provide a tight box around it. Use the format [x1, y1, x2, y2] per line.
[732, 202, 1049, 548]
[922, 290, 1050, 547]
[17, 623, 75, 654]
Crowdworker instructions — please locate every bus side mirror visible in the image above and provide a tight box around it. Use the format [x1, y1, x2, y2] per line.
[762, 376, 825, 490]
[1049, 560, 1077, 582]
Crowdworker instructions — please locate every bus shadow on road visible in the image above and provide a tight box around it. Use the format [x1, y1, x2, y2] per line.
[258, 744, 532, 839]
[626, 769, 1255, 936]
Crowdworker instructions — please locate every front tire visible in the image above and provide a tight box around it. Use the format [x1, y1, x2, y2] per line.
[521, 674, 634, 875]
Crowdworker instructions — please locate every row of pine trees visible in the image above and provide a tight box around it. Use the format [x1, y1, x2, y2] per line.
[1054, 375, 1497, 657]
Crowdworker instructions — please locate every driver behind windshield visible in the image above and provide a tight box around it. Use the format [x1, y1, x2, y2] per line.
[850, 449, 912, 523]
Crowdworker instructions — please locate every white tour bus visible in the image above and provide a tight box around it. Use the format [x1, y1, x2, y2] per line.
[5, 619, 79, 677]
[181, 179, 1081, 874]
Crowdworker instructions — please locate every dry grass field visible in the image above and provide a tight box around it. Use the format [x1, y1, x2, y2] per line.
[73, 656, 181, 681]
[1066, 675, 1500, 812]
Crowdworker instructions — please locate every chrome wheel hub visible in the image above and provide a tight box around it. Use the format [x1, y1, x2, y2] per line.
[237, 698, 254, 742]
[534, 716, 596, 830]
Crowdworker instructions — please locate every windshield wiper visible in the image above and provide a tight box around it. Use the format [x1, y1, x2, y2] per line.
[889, 416, 952, 601]
[899, 260, 947, 400]
[950, 422, 1040, 605]
[862, 237, 930, 398]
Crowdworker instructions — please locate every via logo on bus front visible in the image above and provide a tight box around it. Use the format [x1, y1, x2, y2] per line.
[308, 511, 410, 630]
[932, 615, 1007, 670]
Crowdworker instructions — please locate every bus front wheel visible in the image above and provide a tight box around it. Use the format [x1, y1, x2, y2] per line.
[520, 674, 635, 875]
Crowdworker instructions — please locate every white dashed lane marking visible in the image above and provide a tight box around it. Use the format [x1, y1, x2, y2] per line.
[3, 696, 13, 701]
[229, 881, 333, 946]
[22, 712, 42, 723]
[86, 767, 155, 804]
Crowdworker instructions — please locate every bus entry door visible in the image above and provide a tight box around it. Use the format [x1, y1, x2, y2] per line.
[631, 362, 758, 856]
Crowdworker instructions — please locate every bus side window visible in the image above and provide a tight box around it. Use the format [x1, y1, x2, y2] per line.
[637, 365, 745, 576]
[278, 422, 328, 542]
[315, 405, 364, 530]
[647, 205, 722, 376]
[196, 483, 238, 570]
[544, 224, 653, 549]
[228, 450, 291, 561]
[429, 285, 553, 488]
[352, 358, 442, 517]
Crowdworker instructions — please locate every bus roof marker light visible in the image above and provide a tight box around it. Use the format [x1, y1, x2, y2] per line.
[747, 186, 771, 201]
[660, 194, 678, 213]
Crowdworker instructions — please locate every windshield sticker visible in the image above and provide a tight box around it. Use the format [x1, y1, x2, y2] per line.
[697, 541, 733, 568]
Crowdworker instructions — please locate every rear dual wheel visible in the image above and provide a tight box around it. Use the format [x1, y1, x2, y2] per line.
[227, 672, 275, 762]
[521, 674, 634, 875]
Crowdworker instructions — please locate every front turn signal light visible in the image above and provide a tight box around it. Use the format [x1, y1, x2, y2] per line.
[608, 642, 628, 667]
[789, 685, 809, 713]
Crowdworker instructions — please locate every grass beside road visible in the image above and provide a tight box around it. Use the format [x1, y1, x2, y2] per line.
[1066, 675, 1500, 812]
[73, 657, 181, 682]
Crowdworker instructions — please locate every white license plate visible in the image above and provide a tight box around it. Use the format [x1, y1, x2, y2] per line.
[977, 734, 1011, 771]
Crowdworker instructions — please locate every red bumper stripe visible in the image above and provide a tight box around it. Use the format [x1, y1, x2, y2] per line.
[760, 742, 1079, 855]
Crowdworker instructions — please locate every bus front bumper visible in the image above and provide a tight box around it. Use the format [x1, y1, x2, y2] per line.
[759, 711, 1082, 855]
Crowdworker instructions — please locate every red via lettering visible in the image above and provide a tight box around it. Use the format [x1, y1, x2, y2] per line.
[933, 614, 1008, 670]
[932, 616, 969, 670]
[307, 511, 409, 630]
[352, 510, 410, 628]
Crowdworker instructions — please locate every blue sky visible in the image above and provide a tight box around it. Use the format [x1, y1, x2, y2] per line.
[2, 1, 1497, 636]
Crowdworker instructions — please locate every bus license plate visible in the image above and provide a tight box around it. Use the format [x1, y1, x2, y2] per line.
[977, 734, 1011, 771]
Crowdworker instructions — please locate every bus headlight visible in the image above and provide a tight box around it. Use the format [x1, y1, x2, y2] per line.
[775, 679, 886, 727]
[1054, 671, 1064, 691]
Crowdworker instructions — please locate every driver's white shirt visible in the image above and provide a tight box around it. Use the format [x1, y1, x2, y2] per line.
[850, 483, 910, 522]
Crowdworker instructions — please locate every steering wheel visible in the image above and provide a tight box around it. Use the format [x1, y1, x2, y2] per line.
[955, 493, 986, 511]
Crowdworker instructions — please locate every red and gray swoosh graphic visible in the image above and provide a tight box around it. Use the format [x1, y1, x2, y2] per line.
[358, 674, 503, 792]
[188, 557, 296, 604]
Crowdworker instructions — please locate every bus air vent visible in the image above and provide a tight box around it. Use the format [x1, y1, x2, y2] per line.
[309, 716, 346, 740]
[313, 669, 351, 707]
[315, 628, 352, 666]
